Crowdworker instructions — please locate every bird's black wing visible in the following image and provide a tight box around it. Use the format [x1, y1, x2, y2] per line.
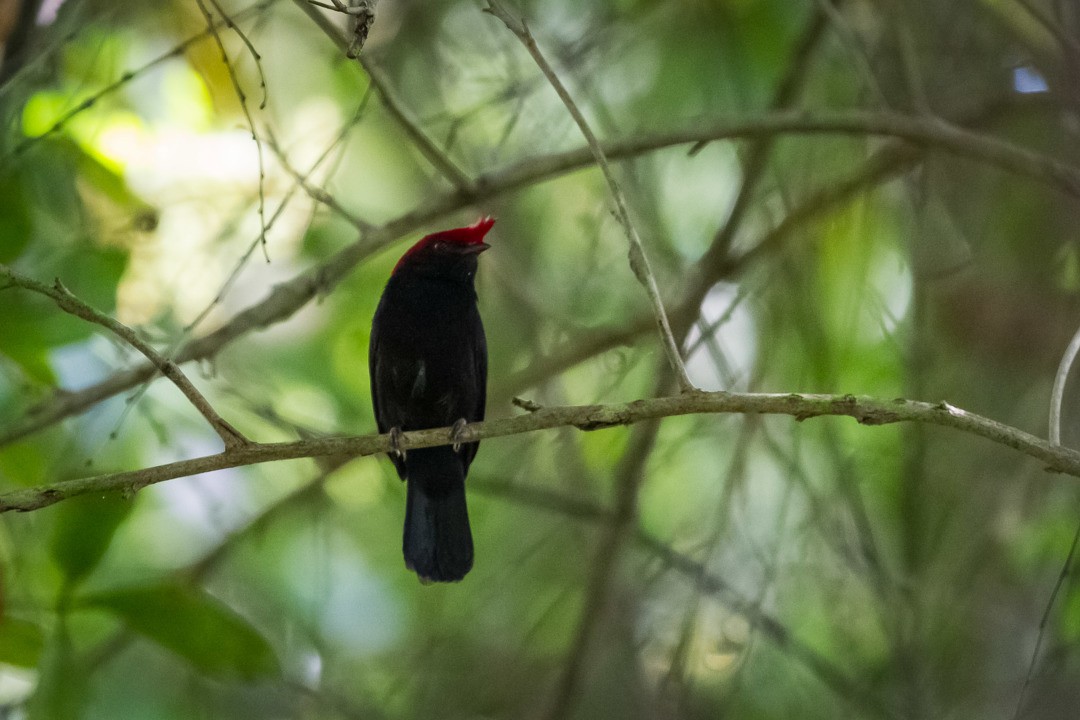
[369, 300, 407, 479]
[458, 309, 487, 472]
[474, 313, 487, 424]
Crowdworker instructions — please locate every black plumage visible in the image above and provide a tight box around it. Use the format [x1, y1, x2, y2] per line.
[368, 218, 492, 582]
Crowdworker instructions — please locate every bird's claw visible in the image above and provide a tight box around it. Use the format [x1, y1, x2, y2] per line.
[450, 418, 469, 453]
[389, 426, 405, 460]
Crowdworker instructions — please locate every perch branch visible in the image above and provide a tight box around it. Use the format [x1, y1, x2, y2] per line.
[1, 105, 1068, 447]
[2, 391, 1078, 513]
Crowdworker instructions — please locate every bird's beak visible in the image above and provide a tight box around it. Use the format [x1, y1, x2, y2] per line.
[458, 242, 490, 254]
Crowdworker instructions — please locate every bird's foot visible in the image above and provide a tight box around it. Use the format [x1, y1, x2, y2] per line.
[389, 426, 406, 460]
[450, 418, 469, 453]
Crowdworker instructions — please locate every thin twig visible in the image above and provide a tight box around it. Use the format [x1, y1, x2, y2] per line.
[7, 0, 277, 159]
[0, 102, 1062, 448]
[362, 61, 475, 192]
[458, 477, 893, 718]
[1013, 517, 1080, 720]
[0, 264, 248, 449]
[108, 92, 374, 441]
[208, 0, 269, 109]
[545, 371, 669, 719]
[695, 3, 831, 258]
[291, 0, 475, 192]
[309, 0, 377, 58]
[263, 128, 374, 231]
[485, 0, 695, 392]
[1019, 318, 1080, 718]
[1048, 323, 1080, 445]
[194, 0, 271, 262]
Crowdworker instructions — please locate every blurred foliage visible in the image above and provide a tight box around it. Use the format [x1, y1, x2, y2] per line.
[1, 0, 1080, 718]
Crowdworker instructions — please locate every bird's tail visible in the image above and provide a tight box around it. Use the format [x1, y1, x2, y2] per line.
[403, 447, 474, 582]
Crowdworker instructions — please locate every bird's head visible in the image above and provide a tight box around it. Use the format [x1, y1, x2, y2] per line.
[392, 216, 494, 280]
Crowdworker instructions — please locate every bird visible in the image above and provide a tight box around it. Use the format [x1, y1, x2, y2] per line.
[368, 217, 493, 583]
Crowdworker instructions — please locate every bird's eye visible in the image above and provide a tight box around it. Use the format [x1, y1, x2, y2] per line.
[432, 241, 445, 251]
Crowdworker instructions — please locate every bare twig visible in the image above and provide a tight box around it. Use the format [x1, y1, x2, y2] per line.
[291, 0, 475, 192]
[264, 128, 373, 231]
[2, 388, 1079, 535]
[476, 478, 890, 716]
[1, 104, 1066, 447]
[208, 0, 269, 109]
[0, 264, 248, 449]
[485, 0, 695, 392]
[84, 93, 376, 444]
[1012, 517, 1080, 720]
[695, 3, 831, 258]
[545, 395, 667, 719]
[308, 0, 377, 58]
[194, 0, 271, 261]
[362, 60, 475, 192]
[1049, 323, 1080, 445]
[1019, 318, 1080, 718]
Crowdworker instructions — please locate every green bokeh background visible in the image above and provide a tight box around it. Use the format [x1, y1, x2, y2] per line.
[1, 0, 1080, 718]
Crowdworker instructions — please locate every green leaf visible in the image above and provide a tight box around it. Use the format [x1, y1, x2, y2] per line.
[1055, 242, 1080, 292]
[50, 492, 134, 588]
[26, 620, 86, 720]
[0, 617, 45, 667]
[0, 292, 64, 385]
[0, 241, 128, 385]
[1060, 584, 1080, 642]
[83, 584, 280, 680]
[58, 243, 128, 315]
[0, 172, 32, 263]
[0, 439, 48, 487]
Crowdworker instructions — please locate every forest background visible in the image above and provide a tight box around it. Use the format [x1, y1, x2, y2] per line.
[1, 0, 1080, 718]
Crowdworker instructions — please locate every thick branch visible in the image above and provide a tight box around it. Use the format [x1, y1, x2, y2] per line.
[498, 132, 930, 399]
[2, 391, 1077, 513]
[1, 106, 1069, 447]
[700, 3, 832, 260]
[292, 0, 474, 191]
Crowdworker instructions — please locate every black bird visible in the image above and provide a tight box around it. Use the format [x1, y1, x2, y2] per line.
[368, 217, 493, 582]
